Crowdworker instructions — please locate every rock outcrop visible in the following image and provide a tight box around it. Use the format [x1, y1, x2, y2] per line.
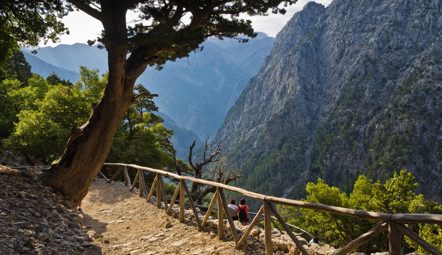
[216, 0, 442, 201]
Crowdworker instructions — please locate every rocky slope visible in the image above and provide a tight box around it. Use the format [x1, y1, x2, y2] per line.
[216, 0, 442, 201]
[0, 166, 100, 255]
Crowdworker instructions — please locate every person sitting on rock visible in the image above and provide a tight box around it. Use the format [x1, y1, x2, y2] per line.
[227, 199, 239, 221]
[238, 198, 249, 225]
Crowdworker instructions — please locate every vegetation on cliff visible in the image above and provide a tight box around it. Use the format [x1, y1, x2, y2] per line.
[216, 0, 442, 202]
[280, 170, 442, 253]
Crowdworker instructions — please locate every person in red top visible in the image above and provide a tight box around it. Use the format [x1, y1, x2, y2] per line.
[238, 198, 249, 225]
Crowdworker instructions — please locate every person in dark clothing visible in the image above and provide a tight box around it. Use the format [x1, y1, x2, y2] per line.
[238, 198, 249, 225]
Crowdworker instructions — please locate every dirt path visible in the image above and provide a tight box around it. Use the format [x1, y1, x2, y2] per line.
[80, 179, 246, 255]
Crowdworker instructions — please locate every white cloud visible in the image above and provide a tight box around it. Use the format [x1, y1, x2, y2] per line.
[42, 0, 332, 46]
[41, 11, 102, 46]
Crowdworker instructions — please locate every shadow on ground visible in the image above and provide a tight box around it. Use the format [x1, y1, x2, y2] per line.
[84, 181, 134, 205]
[80, 212, 108, 239]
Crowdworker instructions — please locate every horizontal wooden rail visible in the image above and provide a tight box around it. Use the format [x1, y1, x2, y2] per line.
[102, 163, 442, 255]
[104, 163, 442, 225]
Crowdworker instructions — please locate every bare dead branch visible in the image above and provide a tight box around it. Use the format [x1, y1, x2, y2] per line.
[188, 140, 197, 171]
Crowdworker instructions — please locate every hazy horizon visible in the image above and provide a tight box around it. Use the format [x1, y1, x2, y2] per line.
[41, 0, 332, 46]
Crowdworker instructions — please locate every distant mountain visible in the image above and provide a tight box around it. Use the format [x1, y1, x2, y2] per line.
[23, 43, 107, 73]
[23, 50, 202, 159]
[23, 34, 274, 157]
[24, 35, 273, 139]
[23, 52, 79, 82]
[158, 113, 202, 160]
[140, 33, 274, 138]
[216, 0, 442, 201]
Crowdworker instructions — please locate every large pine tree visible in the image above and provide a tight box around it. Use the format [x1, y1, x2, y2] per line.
[5, 0, 297, 206]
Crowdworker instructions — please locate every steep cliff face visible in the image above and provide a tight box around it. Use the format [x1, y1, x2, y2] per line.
[217, 0, 442, 201]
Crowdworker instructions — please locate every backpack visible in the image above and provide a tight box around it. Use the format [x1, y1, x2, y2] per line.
[238, 205, 247, 222]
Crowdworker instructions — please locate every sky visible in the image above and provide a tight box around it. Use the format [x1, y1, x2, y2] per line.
[46, 0, 332, 46]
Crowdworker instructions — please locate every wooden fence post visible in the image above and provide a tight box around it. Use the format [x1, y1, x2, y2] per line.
[217, 188, 224, 240]
[99, 171, 111, 183]
[269, 203, 309, 255]
[156, 174, 162, 208]
[123, 166, 131, 187]
[388, 222, 403, 255]
[201, 190, 218, 228]
[146, 174, 157, 203]
[264, 201, 273, 255]
[110, 168, 122, 182]
[158, 175, 168, 211]
[130, 170, 140, 191]
[334, 222, 387, 255]
[167, 183, 181, 215]
[219, 188, 238, 243]
[138, 170, 146, 197]
[179, 180, 185, 222]
[182, 182, 202, 228]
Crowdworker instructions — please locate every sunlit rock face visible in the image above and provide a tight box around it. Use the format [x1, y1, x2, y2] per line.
[217, 0, 442, 201]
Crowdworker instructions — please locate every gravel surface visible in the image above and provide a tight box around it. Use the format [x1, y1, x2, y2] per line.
[80, 179, 247, 255]
[0, 165, 100, 255]
[0, 165, 331, 255]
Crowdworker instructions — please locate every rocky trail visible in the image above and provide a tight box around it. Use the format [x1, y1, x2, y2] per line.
[0, 166, 247, 255]
[80, 179, 246, 255]
[1, 164, 332, 255]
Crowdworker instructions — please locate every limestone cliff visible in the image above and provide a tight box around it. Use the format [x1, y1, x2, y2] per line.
[216, 0, 442, 201]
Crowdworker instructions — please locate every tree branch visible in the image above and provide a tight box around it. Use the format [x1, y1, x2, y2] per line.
[205, 141, 222, 163]
[188, 140, 198, 171]
[68, 0, 103, 21]
[134, 91, 158, 100]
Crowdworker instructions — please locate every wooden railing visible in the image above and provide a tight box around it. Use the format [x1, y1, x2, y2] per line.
[102, 163, 442, 255]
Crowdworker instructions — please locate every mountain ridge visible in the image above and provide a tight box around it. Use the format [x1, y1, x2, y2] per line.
[23, 34, 274, 139]
[216, 0, 442, 201]
[23, 52, 80, 82]
[23, 35, 274, 159]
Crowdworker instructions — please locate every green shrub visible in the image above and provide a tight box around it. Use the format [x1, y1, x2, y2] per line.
[280, 170, 441, 253]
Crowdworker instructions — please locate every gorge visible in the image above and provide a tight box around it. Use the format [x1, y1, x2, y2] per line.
[216, 0, 442, 201]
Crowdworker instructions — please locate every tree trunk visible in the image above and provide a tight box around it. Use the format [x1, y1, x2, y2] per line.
[43, 42, 133, 206]
[42, 4, 136, 207]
